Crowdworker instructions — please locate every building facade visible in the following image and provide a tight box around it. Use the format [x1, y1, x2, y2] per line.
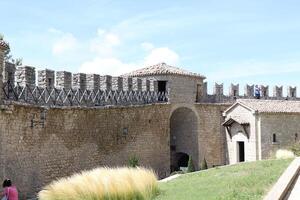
[223, 99, 300, 164]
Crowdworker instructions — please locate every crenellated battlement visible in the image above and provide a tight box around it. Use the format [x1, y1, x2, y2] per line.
[2, 62, 168, 107]
[200, 82, 299, 103]
[2, 62, 299, 105]
[4, 62, 160, 93]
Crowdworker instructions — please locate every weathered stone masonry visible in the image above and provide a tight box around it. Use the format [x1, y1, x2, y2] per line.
[0, 103, 171, 198]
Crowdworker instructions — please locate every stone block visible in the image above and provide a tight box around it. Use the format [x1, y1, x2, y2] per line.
[56, 71, 72, 90]
[38, 69, 55, 88]
[86, 74, 100, 90]
[15, 66, 36, 87]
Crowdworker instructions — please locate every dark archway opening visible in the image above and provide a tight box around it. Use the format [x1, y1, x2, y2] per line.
[170, 107, 199, 173]
[170, 152, 189, 172]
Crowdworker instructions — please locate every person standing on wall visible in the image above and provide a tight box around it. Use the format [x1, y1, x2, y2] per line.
[255, 85, 261, 99]
[1, 179, 18, 200]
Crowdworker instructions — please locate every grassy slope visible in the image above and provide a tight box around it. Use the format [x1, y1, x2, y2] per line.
[155, 159, 292, 200]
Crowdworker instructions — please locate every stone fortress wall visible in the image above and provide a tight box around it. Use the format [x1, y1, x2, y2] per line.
[0, 103, 171, 198]
[0, 61, 231, 198]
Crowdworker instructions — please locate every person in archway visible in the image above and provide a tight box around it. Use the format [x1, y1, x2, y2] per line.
[1, 179, 18, 200]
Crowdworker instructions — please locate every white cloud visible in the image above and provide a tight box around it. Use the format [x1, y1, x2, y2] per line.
[52, 33, 78, 55]
[48, 28, 63, 34]
[104, 33, 120, 46]
[48, 28, 181, 76]
[97, 28, 106, 36]
[90, 30, 121, 56]
[144, 47, 179, 66]
[141, 42, 154, 51]
[79, 57, 139, 76]
[79, 46, 180, 76]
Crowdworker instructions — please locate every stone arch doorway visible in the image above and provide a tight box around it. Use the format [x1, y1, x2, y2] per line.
[171, 152, 189, 172]
[170, 107, 199, 172]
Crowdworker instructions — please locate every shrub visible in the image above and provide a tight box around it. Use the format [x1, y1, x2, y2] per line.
[276, 149, 295, 159]
[128, 155, 139, 168]
[187, 156, 195, 173]
[290, 144, 300, 156]
[38, 167, 158, 200]
[200, 157, 208, 170]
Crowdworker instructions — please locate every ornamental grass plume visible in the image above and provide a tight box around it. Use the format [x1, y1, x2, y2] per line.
[38, 167, 158, 200]
[276, 149, 295, 159]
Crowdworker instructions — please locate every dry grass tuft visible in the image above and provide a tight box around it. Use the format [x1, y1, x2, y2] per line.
[38, 167, 158, 200]
[276, 149, 295, 159]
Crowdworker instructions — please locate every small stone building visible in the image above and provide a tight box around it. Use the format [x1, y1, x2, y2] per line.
[223, 99, 300, 164]
[123, 62, 206, 104]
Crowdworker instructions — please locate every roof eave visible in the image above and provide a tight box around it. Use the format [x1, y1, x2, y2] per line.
[123, 73, 206, 79]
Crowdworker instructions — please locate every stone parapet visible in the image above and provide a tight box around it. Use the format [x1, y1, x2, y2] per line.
[123, 77, 133, 91]
[38, 69, 55, 88]
[142, 78, 150, 91]
[56, 71, 72, 90]
[132, 77, 142, 91]
[273, 86, 283, 98]
[15, 66, 36, 87]
[86, 74, 100, 90]
[3, 62, 16, 85]
[73, 73, 87, 90]
[100, 75, 112, 90]
[112, 77, 123, 91]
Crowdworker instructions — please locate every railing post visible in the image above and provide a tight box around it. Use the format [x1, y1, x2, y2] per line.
[0, 39, 9, 104]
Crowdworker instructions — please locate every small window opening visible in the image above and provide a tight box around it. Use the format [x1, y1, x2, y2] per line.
[295, 133, 298, 142]
[123, 128, 128, 136]
[158, 81, 167, 93]
[272, 134, 277, 143]
[48, 78, 52, 87]
[233, 89, 237, 96]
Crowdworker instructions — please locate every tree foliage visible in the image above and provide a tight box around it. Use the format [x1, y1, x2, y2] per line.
[0, 33, 22, 65]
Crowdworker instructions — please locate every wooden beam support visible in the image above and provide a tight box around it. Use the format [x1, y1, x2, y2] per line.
[242, 124, 250, 140]
[225, 126, 232, 140]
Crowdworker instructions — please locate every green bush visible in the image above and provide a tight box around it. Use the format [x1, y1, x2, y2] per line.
[291, 144, 300, 156]
[187, 156, 195, 173]
[128, 155, 139, 168]
[200, 157, 208, 170]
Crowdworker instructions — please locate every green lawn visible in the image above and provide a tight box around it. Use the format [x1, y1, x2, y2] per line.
[155, 159, 292, 200]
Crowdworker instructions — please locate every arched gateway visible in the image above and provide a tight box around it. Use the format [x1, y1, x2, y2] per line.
[170, 107, 199, 172]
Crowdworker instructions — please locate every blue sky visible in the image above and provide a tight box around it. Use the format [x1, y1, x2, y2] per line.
[1, 0, 300, 95]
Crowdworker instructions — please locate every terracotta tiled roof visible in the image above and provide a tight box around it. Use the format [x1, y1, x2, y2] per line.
[122, 62, 205, 78]
[237, 99, 300, 113]
[0, 40, 9, 50]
